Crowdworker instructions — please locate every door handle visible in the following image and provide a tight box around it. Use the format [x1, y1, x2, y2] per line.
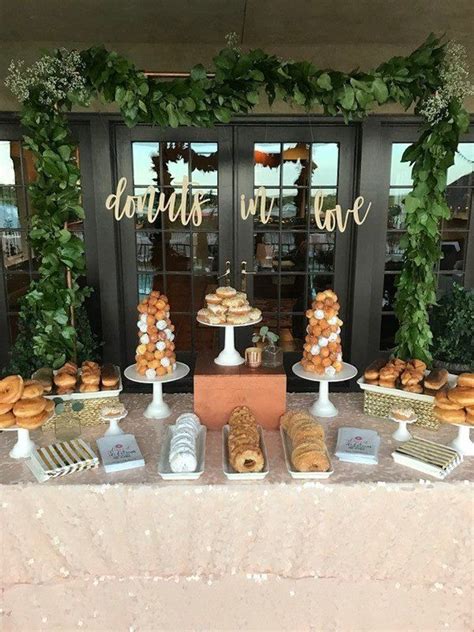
[217, 260, 231, 285]
[240, 260, 255, 293]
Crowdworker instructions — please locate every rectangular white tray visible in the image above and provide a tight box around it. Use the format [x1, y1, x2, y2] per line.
[158, 425, 206, 480]
[357, 370, 457, 403]
[280, 426, 334, 479]
[222, 425, 269, 480]
[44, 366, 123, 401]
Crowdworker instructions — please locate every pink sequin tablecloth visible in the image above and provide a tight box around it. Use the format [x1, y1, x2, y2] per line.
[1, 393, 473, 631]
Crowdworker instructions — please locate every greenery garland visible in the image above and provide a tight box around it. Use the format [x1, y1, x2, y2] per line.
[4, 34, 471, 368]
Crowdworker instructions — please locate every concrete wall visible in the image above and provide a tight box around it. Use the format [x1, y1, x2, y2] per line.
[1, 41, 473, 114]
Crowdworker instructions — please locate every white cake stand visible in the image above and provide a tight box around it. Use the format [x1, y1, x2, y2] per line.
[292, 361, 358, 418]
[450, 424, 474, 456]
[389, 416, 417, 442]
[3, 426, 36, 459]
[197, 318, 261, 366]
[124, 362, 190, 419]
[101, 410, 128, 436]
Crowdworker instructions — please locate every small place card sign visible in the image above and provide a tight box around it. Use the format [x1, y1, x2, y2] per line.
[96, 434, 145, 473]
[106, 178, 371, 232]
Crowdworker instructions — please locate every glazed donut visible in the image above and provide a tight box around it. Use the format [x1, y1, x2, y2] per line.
[433, 406, 466, 425]
[434, 389, 464, 410]
[446, 387, 474, 408]
[0, 375, 24, 404]
[0, 411, 16, 428]
[61, 361, 78, 375]
[79, 383, 100, 393]
[205, 293, 222, 305]
[231, 447, 264, 473]
[292, 448, 330, 472]
[54, 371, 76, 388]
[22, 380, 44, 399]
[13, 397, 46, 418]
[17, 409, 50, 430]
[81, 372, 100, 386]
[457, 373, 474, 388]
[215, 286, 237, 299]
[0, 401, 13, 415]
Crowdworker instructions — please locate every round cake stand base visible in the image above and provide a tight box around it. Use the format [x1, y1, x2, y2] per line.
[103, 412, 128, 436]
[450, 425, 474, 456]
[9, 428, 35, 459]
[309, 381, 338, 418]
[215, 326, 244, 366]
[392, 420, 413, 442]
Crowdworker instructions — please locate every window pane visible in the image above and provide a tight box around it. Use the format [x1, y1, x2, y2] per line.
[132, 142, 159, 185]
[437, 272, 464, 296]
[254, 143, 281, 186]
[385, 233, 405, 271]
[308, 233, 335, 272]
[281, 188, 308, 229]
[311, 143, 339, 187]
[191, 143, 218, 187]
[137, 273, 164, 301]
[0, 186, 25, 229]
[282, 143, 310, 187]
[253, 187, 279, 228]
[307, 274, 334, 306]
[279, 313, 305, 351]
[388, 188, 411, 230]
[0, 141, 19, 185]
[445, 187, 471, 230]
[165, 231, 190, 271]
[6, 272, 32, 310]
[191, 187, 218, 230]
[173, 314, 192, 352]
[1, 230, 30, 270]
[309, 189, 337, 228]
[192, 275, 218, 308]
[380, 314, 398, 351]
[390, 143, 412, 186]
[440, 233, 465, 271]
[253, 274, 279, 314]
[192, 232, 218, 273]
[382, 274, 399, 311]
[254, 232, 279, 271]
[166, 274, 191, 311]
[447, 143, 474, 186]
[161, 142, 189, 186]
[136, 231, 163, 272]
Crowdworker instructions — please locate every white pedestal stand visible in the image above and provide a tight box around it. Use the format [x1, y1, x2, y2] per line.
[450, 424, 474, 456]
[4, 427, 36, 459]
[390, 417, 416, 442]
[197, 318, 261, 367]
[102, 411, 128, 436]
[124, 362, 190, 419]
[292, 362, 358, 418]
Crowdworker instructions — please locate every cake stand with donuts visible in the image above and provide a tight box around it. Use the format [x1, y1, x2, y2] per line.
[292, 361, 358, 418]
[197, 286, 262, 367]
[124, 362, 190, 419]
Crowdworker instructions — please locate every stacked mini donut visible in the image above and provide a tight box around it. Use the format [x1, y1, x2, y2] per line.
[169, 413, 201, 473]
[197, 286, 261, 325]
[0, 375, 54, 430]
[135, 290, 176, 378]
[280, 409, 330, 472]
[227, 406, 264, 473]
[434, 373, 474, 426]
[301, 289, 343, 376]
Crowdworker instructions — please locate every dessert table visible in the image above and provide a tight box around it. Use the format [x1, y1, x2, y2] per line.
[1, 393, 472, 632]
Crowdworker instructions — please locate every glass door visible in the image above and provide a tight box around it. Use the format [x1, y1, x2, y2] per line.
[114, 126, 233, 366]
[234, 125, 357, 365]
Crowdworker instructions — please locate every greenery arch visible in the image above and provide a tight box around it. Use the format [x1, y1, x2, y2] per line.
[5, 34, 471, 368]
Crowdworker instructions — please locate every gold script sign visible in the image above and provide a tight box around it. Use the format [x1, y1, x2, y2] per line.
[106, 178, 371, 231]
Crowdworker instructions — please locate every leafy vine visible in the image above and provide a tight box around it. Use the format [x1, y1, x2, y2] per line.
[4, 34, 470, 368]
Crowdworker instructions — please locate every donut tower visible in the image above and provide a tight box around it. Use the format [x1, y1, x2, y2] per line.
[301, 289, 343, 376]
[135, 290, 176, 378]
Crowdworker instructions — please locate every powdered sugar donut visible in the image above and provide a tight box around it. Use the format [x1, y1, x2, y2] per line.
[319, 337, 329, 347]
[161, 357, 171, 368]
[166, 330, 175, 341]
[156, 340, 166, 351]
[328, 332, 338, 342]
[328, 316, 338, 325]
[310, 344, 321, 355]
[314, 309, 325, 320]
[145, 368, 156, 379]
[140, 314, 148, 323]
[140, 333, 150, 344]
[138, 321, 148, 333]
[325, 366, 336, 377]
[169, 451, 197, 473]
[157, 319, 167, 331]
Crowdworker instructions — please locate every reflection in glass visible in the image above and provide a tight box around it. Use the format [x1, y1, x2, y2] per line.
[8, 313, 19, 344]
[173, 314, 192, 352]
[166, 275, 191, 312]
[0, 141, 16, 185]
[308, 233, 335, 272]
[254, 233, 279, 271]
[447, 143, 474, 185]
[192, 275, 218, 308]
[253, 275, 279, 315]
[440, 233, 465, 271]
[137, 273, 164, 301]
[0, 185, 20, 228]
[192, 232, 218, 273]
[385, 233, 405, 271]
[1, 230, 29, 270]
[253, 187, 279, 228]
[437, 272, 464, 296]
[445, 187, 471, 230]
[191, 143, 218, 187]
[136, 232, 163, 272]
[191, 188, 218, 229]
[309, 189, 337, 226]
[380, 314, 398, 351]
[382, 274, 399, 311]
[281, 188, 307, 229]
[279, 313, 305, 352]
[6, 272, 32, 310]
[254, 143, 281, 186]
[311, 143, 339, 186]
[390, 143, 412, 186]
[282, 143, 310, 187]
[161, 142, 189, 186]
[387, 188, 411, 229]
[164, 232, 190, 271]
[132, 143, 159, 185]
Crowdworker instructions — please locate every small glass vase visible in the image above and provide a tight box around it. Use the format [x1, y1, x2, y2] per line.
[262, 343, 283, 368]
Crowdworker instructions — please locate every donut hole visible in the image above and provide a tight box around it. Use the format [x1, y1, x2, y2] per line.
[243, 459, 255, 469]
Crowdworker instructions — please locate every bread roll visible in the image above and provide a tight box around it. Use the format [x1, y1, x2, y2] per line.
[424, 368, 448, 390]
[364, 358, 387, 380]
[433, 406, 466, 424]
[457, 373, 474, 388]
[446, 387, 474, 408]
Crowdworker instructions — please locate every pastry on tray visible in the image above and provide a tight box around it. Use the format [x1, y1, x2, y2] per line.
[301, 289, 343, 376]
[135, 290, 176, 378]
[197, 287, 261, 325]
[280, 410, 330, 472]
[227, 406, 264, 473]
